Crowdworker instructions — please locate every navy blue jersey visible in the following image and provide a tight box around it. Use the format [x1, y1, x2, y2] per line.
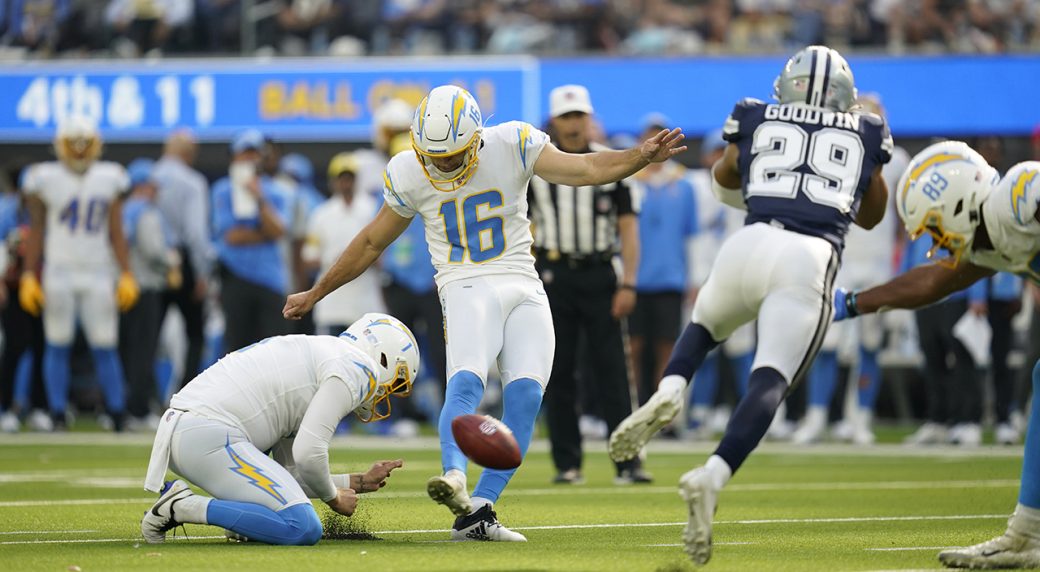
[722, 98, 893, 251]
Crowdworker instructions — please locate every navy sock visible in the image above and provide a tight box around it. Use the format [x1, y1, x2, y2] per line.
[663, 323, 720, 381]
[713, 367, 788, 474]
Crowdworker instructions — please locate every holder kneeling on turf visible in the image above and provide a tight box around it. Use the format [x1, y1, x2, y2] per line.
[140, 313, 417, 545]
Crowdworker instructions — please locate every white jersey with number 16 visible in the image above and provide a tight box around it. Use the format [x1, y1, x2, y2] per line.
[382, 121, 550, 289]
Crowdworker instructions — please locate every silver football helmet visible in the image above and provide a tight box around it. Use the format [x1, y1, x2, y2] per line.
[773, 46, 857, 112]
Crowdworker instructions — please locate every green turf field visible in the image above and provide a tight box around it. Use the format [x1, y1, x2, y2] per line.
[0, 433, 1028, 571]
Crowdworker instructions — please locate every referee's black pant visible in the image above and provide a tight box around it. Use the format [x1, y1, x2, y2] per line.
[914, 299, 980, 425]
[219, 266, 290, 354]
[540, 259, 635, 474]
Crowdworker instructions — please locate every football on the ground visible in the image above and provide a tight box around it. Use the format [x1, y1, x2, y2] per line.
[451, 414, 522, 470]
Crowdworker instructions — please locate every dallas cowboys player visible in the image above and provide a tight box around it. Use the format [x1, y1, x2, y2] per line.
[833, 142, 1040, 570]
[140, 313, 417, 545]
[608, 46, 892, 564]
[20, 116, 140, 431]
[283, 84, 685, 541]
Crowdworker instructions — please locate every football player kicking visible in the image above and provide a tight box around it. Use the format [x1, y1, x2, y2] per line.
[21, 116, 140, 431]
[140, 313, 416, 545]
[609, 46, 892, 564]
[284, 85, 685, 541]
[832, 143, 1040, 569]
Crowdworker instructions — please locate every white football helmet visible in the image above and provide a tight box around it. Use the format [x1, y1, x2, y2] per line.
[341, 313, 420, 423]
[411, 85, 483, 192]
[372, 98, 414, 152]
[54, 115, 102, 174]
[897, 140, 999, 268]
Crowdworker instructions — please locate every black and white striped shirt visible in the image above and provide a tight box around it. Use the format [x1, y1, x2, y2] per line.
[527, 143, 638, 259]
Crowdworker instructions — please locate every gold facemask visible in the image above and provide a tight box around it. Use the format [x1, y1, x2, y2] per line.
[908, 209, 967, 269]
[411, 131, 480, 193]
[354, 361, 414, 423]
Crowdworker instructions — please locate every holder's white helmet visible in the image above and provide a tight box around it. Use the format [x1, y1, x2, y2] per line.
[897, 140, 999, 268]
[411, 85, 483, 192]
[54, 115, 102, 174]
[341, 313, 420, 423]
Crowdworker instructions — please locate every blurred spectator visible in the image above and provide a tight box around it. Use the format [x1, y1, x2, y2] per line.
[275, 0, 346, 55]
[277, 153, 325, 296]
[195, 0, 239, 52]
[0, 170, 49, 432]
[153, 129, 210, 391]
[356, 98, 414, 200]
[629, 113, 698, 409]
[380, 133, 447, 423]
[211, 129, 293, 353]
[372, 0, 452, 54]
[119, 158, 178, 430]
[485, 0, 557, 53]
[301, 152, 383, 334]
[985, 272, 1024, 445]
[105, 0, 193, 56]
[902, 235, 987, 447]
[1, 0, 72, 53]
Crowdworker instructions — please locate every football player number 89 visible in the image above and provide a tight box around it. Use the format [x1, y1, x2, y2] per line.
[439, 189, 507, 264]
[746, 122, 865, 212]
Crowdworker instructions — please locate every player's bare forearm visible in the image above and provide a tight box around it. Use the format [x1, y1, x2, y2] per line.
[854, 261, 994, 314]
[108, 199, 132, 274]
[224, 227, 271, 245]
[854, 167, 888, 230]
[22, 197, 45, 274]
[534, 128, 686, 187]
[618, 215, 639, 286]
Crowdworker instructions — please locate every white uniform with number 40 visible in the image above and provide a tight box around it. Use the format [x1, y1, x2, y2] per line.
[382, 121, 555, 387]
[23, 161, 128, 347]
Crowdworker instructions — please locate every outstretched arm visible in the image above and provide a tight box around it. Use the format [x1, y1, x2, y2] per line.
[533, 128, 686, 187]
[854, 166, 888, 230]
[283, 204, 411, 319]
[847, 259, 995, 316]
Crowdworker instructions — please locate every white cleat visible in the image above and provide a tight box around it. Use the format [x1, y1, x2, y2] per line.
[427, 471, 472, 517]
[224, 529, 250, 542]
[678, 466, 718, 566]
[0, 412, 19, 433]
[609, 387, 682, 462]
[451, 505, 527, 542]
[27, 409, 53, 432]
[904, 422, 948, 446]
[996, 423, 1020, 446]
[141, 480, 193, 544]
[939, 531, 1040, 569]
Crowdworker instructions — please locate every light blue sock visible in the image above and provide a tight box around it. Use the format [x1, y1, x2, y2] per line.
[857, 348, 882, 409]
[733, 352, 754, 398]
[472, 378, 543, 503]
[438, 370, 485, 473]
[691, 353, 719, 407]
[43, 344, 71, 415]
[807, 351, 838, 407]
[206, 501, 322, 546]
[1018, 360, 1040, 509]
[91, 348, 127, 414]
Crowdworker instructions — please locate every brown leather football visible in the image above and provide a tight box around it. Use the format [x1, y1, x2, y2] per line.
[451, 414, 522, 470]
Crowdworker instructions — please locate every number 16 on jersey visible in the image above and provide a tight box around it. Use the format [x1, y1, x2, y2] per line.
[438, 190, 506, 263]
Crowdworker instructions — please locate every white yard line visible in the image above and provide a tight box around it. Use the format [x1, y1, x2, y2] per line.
[0, 479, 1018, 507]
[865, 546, 956, 552]
[0, 530, 98, 535]
[646, 542, 753, 547]
[0, 515, 1008, 545]
[1, 535, 225, 545]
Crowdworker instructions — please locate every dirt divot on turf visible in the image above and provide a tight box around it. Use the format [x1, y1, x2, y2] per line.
[320, 504, 382, 541]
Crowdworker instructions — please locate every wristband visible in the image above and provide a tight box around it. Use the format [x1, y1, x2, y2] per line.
[844, 291, 860, 318]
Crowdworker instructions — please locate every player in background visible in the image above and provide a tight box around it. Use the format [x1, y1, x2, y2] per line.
[20, 116, 140, 431]
[356, 98, 414, 200]
[792, 93, 911, 446]
[832, 143, 1040, 569]
[609, 46, 892, 564]
[140, 313, 415, 545]
[284, 84, 685, 541]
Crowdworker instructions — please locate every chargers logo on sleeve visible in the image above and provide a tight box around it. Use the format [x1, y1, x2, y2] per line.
[384, 168, 405, 207]
[1010, 169, 1038, 225]
[226, 438, 287, 505]
[517, 124, 532, 169]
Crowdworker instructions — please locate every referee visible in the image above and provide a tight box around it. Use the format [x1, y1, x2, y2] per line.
[528, 85, 650, 485]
